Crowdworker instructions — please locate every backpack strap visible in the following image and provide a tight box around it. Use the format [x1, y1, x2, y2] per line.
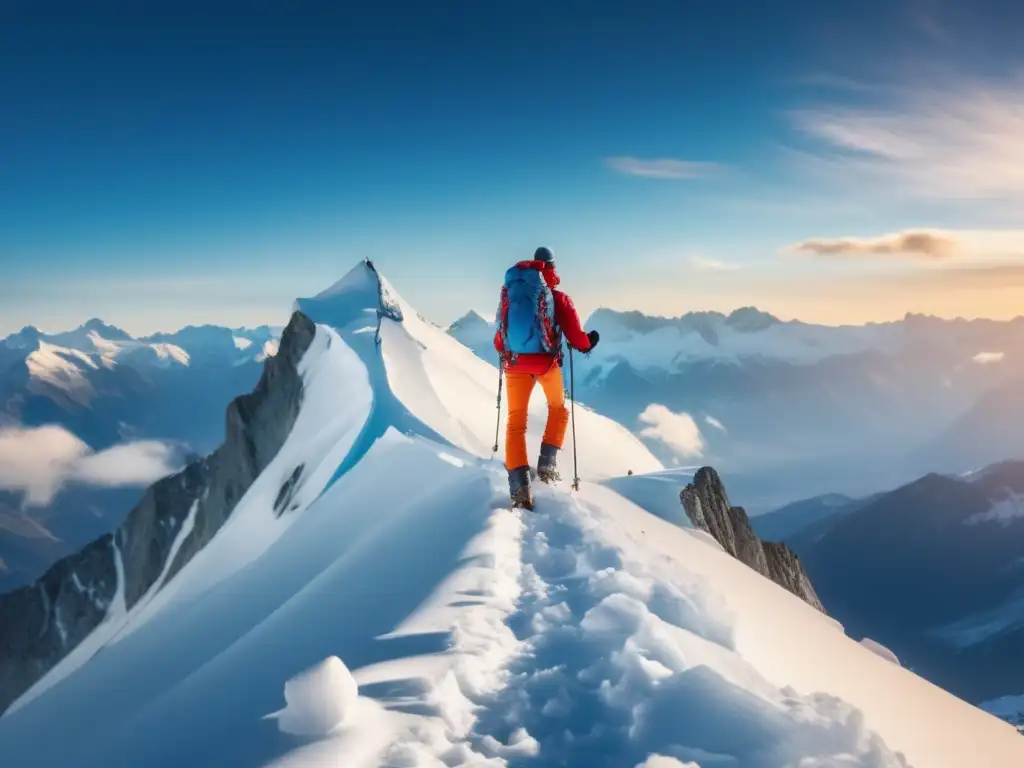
[538, 291, 555, 353]
[498, 285, 516, 365]
[538, 286, 563, 363]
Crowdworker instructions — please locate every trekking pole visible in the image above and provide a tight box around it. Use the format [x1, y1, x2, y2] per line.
[492, 358, 504, 456]
[569, 347, 581, 491]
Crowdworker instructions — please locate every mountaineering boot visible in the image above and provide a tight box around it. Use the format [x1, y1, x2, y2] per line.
[508, 466, 534, 510]
[537, 442, 561, 484]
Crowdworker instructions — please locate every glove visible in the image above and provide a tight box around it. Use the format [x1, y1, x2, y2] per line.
[586, 330, 600, 352]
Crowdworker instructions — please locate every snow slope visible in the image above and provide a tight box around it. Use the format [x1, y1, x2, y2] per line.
[25, 342, 101, 397]
[1, 262, 1020, 768]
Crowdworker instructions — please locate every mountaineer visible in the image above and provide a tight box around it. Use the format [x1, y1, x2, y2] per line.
[493, 247, 599, 509]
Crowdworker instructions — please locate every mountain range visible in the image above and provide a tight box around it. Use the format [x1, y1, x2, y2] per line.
[1, 261, 1019, 767]
[448, 307, 1024, 510]
[0, 319, 283, 591]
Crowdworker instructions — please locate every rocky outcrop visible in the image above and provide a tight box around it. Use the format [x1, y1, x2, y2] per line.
[0, 311, 317, 716]
[681, 467, 825, 613]
[762, 542, 824, 611]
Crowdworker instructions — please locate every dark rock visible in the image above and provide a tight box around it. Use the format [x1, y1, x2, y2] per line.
[0, 311, 317, 715]
[728, 505, 770, 576]
[0, 535, 119, 713]
[763, 541, 823, 611]
[273, 465, 305, 517]
[681, 466, 826, 613]
[681, 468, 740, 558]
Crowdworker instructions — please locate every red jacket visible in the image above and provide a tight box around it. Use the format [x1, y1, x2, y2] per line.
[493, 261, 592, 374]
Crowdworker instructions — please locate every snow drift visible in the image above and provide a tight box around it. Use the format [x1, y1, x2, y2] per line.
[0, 262, 1020, 768]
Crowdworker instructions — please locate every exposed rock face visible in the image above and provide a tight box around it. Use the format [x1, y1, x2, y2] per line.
[763, 541, 824, 612]
[681, 467, 825, 613]
[0, 312, 317, 716]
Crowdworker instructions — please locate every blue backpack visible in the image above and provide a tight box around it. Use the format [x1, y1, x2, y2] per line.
[497, 265, 559, 360]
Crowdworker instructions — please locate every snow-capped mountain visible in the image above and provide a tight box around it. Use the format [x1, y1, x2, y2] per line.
[2, 319, 284, 370]
[0, 261, 1020, 768]
[446, 309, 497, 363]
[0, 321, 285, 592]
[44, 319, 135, 350]
[446, 304, 1024, 509]
[779, 460, 1024, 714]
[144, 323, 283, 364]
[581, 308, 1024, 372]
[18, 319, 191, 370]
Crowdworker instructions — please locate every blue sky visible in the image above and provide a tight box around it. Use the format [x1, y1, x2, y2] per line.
[3, 0, 1024, 335]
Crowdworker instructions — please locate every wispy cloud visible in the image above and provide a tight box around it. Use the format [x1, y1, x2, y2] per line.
[789, 229, 961, 259]
[0, 425, 182, 507]
[605, 156, 722, 180]
[689, 256, 741, 272]
[789, 75, 1024, 202]
[638, 404, 705, 458]
[785, 228, 1024, 263]
[704, 415, 727, 433]
[792, 73, 881, 93]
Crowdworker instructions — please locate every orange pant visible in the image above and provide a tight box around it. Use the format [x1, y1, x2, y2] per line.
[505, 365, 568, 470]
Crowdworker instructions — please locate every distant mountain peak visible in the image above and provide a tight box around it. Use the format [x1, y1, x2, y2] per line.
[79, 318, 132, 340]
[448, 310, 492, 332]
[3, 326, 43, 349]
[447, 309, 497, 360]
[725, 306, 780, 332]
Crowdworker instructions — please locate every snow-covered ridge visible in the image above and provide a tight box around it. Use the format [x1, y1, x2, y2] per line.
[1, 262, 1020, 768]
[294, 261, 661, 478]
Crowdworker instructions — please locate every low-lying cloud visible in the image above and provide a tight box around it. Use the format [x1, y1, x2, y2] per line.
[790, 229, 961, 259]
[0, 425, 182, 507]
[638, 405, 706, 458]
[605, 156, 722, 180]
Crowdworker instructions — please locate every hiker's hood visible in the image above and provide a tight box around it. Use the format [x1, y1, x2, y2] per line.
[513, 259, 561, 288]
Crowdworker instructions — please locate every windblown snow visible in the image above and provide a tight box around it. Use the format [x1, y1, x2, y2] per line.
[1, 262, 1020, 768]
